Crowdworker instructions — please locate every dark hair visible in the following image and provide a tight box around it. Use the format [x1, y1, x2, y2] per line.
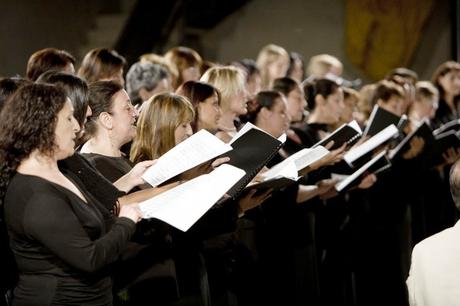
[431, 61, 460, 101]
[450, 159, 460, 211]
[36, 71, 89, 127]
[176, 80, 221, 132]
[286, 52, 305, 80]
[78, 48, 126, 84]
[0, 84, 67, 205]
[26, 48, 75, 81]
[371, 80, 404, 106]
[85, 81, 124, 137]
[243, 90, 283, 123]
[0, 77, 32, 111]
[234, 58, 260, 82]
[272, 77, 299, 96]
[303, 78, 340, 110]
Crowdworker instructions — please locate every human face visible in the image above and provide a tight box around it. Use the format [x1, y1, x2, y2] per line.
[289, 58, 304, 82]
[55, 99, 80, 160]
[174, 121, 193, 145]
[286, 86, 306, 122]
[266, 97, 290, 138]
[247, 73, 262, 99]
[109, 90, 138, 147]
[416, 97, 438, 120]
[379, 95, 404, 116]
[322, 87, 345, 124]
[153, 78, 172, 94]
[198, 92, 221, 132]
[439, 70, 460, 97]
[268, 57, 289, 83]
[230, 89, 249, 115]
[182, 66, 201, 83]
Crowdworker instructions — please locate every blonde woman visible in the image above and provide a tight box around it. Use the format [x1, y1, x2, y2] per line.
[200, 65, 248, 142]
[256, 44, 290, 90]
[130, 92, 195, 163]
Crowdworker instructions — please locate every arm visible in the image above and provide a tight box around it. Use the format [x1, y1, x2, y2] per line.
[25, 194, 137, 273]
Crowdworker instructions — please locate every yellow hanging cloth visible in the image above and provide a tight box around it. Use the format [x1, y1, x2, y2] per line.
[345, 0, 434, 81]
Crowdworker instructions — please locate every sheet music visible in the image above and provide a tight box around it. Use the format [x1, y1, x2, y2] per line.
[139, 164, 245, 232]
[142, 129, 233, 187]
[344, 124, 398, 166]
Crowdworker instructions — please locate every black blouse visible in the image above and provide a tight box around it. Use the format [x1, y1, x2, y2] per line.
[4, 173, 135, 306]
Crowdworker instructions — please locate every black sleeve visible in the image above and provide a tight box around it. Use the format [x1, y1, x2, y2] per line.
[59, 154, 125, 211]
[24, 193, 136, 273]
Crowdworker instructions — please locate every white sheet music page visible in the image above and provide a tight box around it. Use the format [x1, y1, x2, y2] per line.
[138, 164, 245, 232]
[344, 124, 398, 166]
[141, 129, 233, 187]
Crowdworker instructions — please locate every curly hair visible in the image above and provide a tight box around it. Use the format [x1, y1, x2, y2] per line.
[0, 83, 66, 206]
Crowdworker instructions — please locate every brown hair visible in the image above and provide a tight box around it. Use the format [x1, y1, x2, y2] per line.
[78, 48, 126, 84]
[0, 84, 67, 204]
[130, 93, 194, 163]
[26, 48, 75, 81]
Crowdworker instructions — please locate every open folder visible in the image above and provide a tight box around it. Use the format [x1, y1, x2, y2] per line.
[222, 122, 286, 198]
[363, 105, 405, 137]
[313, 120, 362, 150]
[344, 124, 399, 167]
[139, 164, 245, 232]
[335, 151, 391, 192]
[244, 146, 330, 192]
[142, 129, 232, 187]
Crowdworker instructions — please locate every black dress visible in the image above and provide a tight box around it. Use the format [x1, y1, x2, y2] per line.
[4, 173, 135, 306]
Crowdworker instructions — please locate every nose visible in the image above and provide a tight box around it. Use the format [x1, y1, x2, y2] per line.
[186, 123, 193, 136]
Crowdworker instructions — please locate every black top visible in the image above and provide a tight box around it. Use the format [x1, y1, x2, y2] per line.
[4, 173, 136, 306]
[432, 97, 460, 129]
[58, 153, 125, 212]
[82, 153, 134, 183]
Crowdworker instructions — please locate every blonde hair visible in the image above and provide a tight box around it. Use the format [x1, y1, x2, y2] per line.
[307, 54, 343, 78]
[200, 65, 246, 110]
[256, 44, 289, 89]
[130, 92, 194, 163]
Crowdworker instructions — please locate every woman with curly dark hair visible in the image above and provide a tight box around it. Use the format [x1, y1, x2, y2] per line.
[0, 83, 141, 306]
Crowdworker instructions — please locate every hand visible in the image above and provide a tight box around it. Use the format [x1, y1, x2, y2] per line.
[357, 173, 377, 189]
[308, 143, 347, 172]
[238, 189, 272, 215]
[119, 203, 142, 223]
[316, 178, 337, 195]
[443, 147, 460, 164]
[114, 160, 157, 192]
[402, 136, 425, 160]
[179, 161, 213, 181]
[211, 157, 230, 169]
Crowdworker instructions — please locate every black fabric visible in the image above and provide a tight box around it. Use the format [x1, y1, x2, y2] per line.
[4, 173, 135, 306]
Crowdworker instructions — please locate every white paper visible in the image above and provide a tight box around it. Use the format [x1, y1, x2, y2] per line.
[139, 164, 245, 232]
[348, 120, 362, 134]
[261, 146, 329, 180]
[344, 124, 398, 166]
[142, 129, 233, 187]
[229, 122, 286, 145]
